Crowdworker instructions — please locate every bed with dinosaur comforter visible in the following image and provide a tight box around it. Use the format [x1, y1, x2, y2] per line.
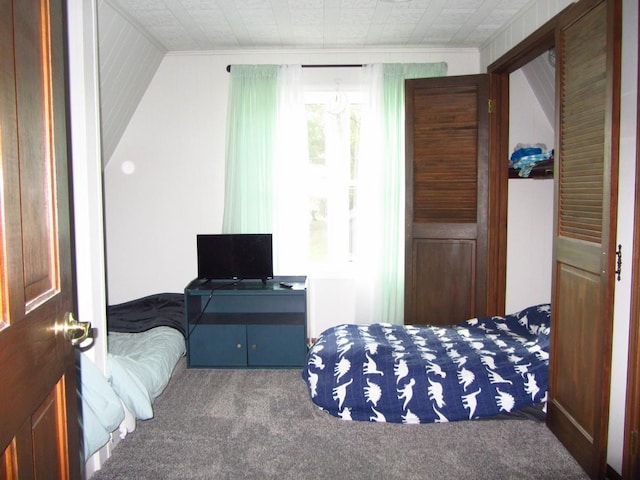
[302, 304, 550, 423]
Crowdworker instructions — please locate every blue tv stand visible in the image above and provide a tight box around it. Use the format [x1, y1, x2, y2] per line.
[185, 276, 307, 368]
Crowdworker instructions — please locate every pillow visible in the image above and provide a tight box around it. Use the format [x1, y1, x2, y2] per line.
[519, 303, 551, 336]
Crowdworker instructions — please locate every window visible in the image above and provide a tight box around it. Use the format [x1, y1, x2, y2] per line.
[305, 91, 362, 265]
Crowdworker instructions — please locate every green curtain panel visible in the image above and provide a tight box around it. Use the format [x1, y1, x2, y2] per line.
[222, 65, 279, 233]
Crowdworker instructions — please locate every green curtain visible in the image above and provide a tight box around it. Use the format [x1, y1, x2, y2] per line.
[379, 63, 447, 323]
[222, 65, 278, 233]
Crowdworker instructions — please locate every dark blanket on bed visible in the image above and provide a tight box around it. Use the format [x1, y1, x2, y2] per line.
[107, 293, 185, 338]
[302, 304, 550, 424]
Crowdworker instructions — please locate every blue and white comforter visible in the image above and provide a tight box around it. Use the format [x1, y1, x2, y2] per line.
[302, 304, 550, 423]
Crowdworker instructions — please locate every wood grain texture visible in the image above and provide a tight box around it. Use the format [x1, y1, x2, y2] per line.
[405, 75, 489, 326]
[548, 1, 621, 478]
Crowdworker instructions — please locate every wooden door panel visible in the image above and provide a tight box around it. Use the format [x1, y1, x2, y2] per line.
[411, 240, 475, 324]
[0, 0, 80, 478]
[405, 74, 489, 326]
[548, 272, 600, 474]
[548, 0, 621, 478]
[33, 396, 61, 479]
[12, 0, 58, 308]
[552, 264, 600, 432]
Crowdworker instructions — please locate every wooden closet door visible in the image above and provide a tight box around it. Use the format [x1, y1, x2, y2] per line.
[547, 0, 621, 478]
[405, 75, 491, 326]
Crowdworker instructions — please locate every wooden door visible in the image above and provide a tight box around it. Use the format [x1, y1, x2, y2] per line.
[547, 0, 621, 478]
[0, 0, 82, 478]
[405, 75, 492, 326]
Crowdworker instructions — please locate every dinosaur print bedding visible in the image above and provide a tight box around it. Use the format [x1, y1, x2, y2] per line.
[302, 304, 550, 423]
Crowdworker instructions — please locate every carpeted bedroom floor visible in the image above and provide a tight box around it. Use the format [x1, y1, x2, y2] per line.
[90, 358, 589, 480]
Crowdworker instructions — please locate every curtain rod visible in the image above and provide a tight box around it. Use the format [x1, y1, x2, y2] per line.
[225, 64, 363, 72]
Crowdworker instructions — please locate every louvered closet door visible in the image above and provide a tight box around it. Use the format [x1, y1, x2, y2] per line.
[547, 0, 621, 478]
[405, 75, 489, 326]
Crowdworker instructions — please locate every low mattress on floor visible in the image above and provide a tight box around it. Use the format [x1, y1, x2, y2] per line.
[302, 304, 550, 424]
[80, 293, 186, 461]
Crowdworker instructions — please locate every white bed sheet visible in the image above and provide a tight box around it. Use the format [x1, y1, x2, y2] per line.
[80, 326, 185, 460]
[107, 326, 186, 420]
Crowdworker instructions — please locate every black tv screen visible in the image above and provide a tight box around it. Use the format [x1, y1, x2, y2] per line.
[197, 234, 273, 281]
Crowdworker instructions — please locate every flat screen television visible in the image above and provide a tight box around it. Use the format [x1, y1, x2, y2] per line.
[197, 233, 273, 282]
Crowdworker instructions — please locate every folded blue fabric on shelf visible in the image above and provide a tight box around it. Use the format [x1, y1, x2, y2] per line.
[510, 143, 552, 177]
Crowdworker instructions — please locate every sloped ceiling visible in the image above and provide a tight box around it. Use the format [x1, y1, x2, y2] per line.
[521, 50, 555, 127]
[98, 0, 166, 165]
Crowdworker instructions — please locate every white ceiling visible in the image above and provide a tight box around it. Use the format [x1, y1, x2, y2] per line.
[106, 0, 532, 51]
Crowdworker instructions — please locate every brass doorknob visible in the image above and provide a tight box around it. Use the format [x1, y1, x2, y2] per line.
[61, 312, 92, 346]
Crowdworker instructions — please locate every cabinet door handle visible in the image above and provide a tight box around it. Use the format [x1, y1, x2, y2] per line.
[236, 343, 242, 349]
[251, 344, 257, 350]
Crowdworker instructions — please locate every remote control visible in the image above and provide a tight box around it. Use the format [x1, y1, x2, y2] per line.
[279, 282, 293, 289]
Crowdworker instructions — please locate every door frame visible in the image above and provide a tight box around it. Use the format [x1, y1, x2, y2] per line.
[622, 7, 640, 475]
[485, 14, 560, 315]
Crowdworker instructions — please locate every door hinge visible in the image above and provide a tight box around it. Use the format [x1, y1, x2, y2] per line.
[488, 99, 496, 114]
[631, 430, 638, 456]
[615, 244, 622, 281]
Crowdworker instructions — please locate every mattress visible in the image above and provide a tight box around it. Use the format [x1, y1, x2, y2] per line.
[302, 304, 550, 424]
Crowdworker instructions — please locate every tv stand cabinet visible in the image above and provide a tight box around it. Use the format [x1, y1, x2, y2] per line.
[185, 276, 307, 368]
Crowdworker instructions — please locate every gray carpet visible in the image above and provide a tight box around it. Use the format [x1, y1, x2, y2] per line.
[91, 358, 589, 480]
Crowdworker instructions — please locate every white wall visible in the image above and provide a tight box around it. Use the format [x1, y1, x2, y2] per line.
[103, 53, 222, 303]
[505, 69, 554, 314]
[607, 0, 638, 472]
[103, 48, 481, 306]
[506, 179, 554, 312]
